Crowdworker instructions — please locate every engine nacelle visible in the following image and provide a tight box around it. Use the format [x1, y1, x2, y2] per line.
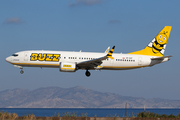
[59, 62, 76, 72]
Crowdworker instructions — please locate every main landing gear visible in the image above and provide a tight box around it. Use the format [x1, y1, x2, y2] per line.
[20, 67, 24, 74]
[85, 70, 91, 77]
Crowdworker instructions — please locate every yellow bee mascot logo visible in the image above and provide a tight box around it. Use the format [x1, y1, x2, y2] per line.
[128, 26, 172, 57]
[148, 31, 168, 55]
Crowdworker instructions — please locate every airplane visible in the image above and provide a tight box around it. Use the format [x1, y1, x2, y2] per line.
[5, 26, 172, 77]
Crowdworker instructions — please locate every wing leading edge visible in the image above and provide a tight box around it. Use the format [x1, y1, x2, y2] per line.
[77, 46, 115, 70]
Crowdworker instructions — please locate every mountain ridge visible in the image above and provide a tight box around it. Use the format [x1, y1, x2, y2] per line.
[0, 86, 179, 108]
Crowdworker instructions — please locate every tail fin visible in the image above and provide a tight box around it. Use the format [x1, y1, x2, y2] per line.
[128, 26, 172, 57]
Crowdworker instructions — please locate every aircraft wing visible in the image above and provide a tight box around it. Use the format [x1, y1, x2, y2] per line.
[77, 46, 115, 69]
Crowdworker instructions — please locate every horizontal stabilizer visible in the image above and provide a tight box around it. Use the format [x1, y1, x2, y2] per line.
[151, 55, 172, 60]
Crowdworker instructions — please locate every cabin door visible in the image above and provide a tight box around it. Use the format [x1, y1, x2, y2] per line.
[138, 57, 142, 66]
[24, 52, 28, 61]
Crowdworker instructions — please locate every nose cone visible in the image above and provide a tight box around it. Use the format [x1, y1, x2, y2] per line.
[5, 56, 12, 63]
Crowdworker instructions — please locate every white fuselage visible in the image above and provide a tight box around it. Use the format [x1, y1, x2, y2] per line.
[5, 50, 169, 70]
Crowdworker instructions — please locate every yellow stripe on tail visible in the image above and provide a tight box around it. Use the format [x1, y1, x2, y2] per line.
[128, 26, 172, 57]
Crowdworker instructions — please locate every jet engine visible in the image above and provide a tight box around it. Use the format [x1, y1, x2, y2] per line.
[59, 62, 76, 72]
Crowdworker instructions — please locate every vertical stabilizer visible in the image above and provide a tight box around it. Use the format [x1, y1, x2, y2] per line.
[128, 26, 172, 57]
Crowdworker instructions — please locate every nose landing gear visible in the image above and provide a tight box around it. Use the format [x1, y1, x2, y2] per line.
[85, 70, 91, 77]
[14, 65, 24, 74]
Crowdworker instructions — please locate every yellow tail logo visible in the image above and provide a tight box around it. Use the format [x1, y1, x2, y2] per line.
[128, 26, 172, 57]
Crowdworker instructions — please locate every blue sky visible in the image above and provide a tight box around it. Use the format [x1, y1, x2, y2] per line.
[1, 0, 180, 100]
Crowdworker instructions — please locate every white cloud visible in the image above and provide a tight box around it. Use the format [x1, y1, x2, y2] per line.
[69, 0, 103, 7]
[4, 17, 24, 24]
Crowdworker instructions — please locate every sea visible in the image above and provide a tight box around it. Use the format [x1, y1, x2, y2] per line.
[0, 108, 180, 117]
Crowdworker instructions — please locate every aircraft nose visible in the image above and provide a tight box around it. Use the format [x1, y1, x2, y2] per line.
[5, 56, 12, 63]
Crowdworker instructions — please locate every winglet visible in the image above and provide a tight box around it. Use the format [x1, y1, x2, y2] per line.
[107, 46, 115, 59]
[105, 47, 110, 53]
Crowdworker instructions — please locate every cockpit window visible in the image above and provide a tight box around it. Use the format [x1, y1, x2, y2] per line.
[12, 54, 18, 57]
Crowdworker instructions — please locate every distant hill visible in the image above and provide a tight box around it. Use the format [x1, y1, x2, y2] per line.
[0, 86, 180, 108]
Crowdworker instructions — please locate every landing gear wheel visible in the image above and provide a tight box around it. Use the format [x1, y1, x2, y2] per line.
[85, 70, 91, 77]
[20, 70, 24, 74]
